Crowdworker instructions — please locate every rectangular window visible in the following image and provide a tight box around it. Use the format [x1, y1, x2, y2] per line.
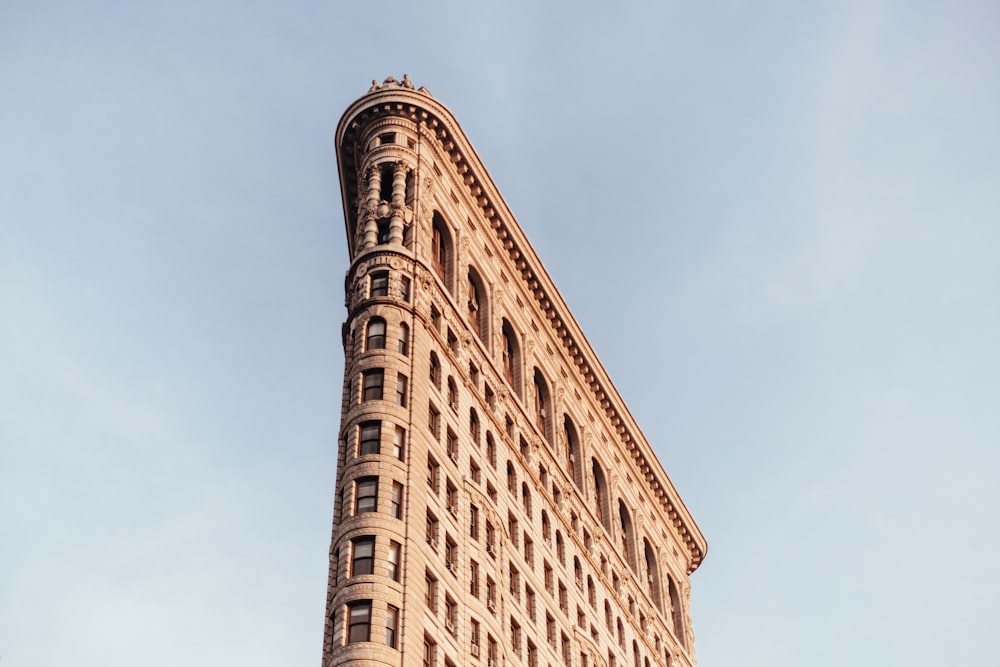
[362, 369, 384, 401]
[392, 426, 405, 460]
[426, 511, 439, 547]
[400, 275, 411, 302]
[390, 482, 403, 519]
[423, 634, 437, 667]
[427, 456, 440, 493]
[509, 564, 520, 601]
[395, 374, 408, 407]
[351, 536, 375, 576]
[524, 536, 534, 567]
[370, 271, 389, 297]
[526, 586, 536, 622]
[446, 428, 458, 461]
[470, 504, 480, 540]
[470, 459, 481, 483]
[387, 541, 401, 581]
[485, 521, 495, 556]
[347, 600, 371, 643]
[445, 596, 458, 634]
[425, 571, 438, 613]
[428, 403, 440, 439]
[445, 536, 458, 573]
[355, 477, 378, 515]
[486, 576, 496, 611]
[385, 605, 399, 648]
[359, 421, 381, 456]
[470, 559, 480, 597]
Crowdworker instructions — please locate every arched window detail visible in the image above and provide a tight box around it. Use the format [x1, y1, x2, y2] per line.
[365, 317, 386, 351]
[431, 212, 453, 293]
[521, 482, 532, 517]
[507, 461, 517, 494]
[541, 511, 551, 541]
[643, 538, 663, 611]
[533, 369, 552, 444]
[668, 575, 685, 647]
[500, 319, 521, 399]
[564, 416, 583, 491]
[618, 500, 637, 572]
[467, 266, 488, 342]
[592, 458, 610, 531]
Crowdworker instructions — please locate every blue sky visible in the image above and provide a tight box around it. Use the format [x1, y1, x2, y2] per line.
[2, 1, 998, 665]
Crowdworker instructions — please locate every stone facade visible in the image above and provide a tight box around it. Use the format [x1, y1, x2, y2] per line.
[322, 76, 707, 667]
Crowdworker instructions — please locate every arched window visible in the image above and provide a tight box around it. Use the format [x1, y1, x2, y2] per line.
[467, 266, 488, 341]
[643, 538, 662, 611]
[507, 461, 517, 494]
[429, 352, 441, 389]
[397, 321, 409, 355]
[668, 575, 685, 647]
[431, 212, 453, 292]
[618, 500, 636, 572]
[366, 317, 386, 351]
[500, 319, 520, 398]
[564, 416, 583, 491]
[521, 482, 532, 517]
[555, 531, 565, 564]
[592, 458, 610, 531]
[533, 369, 552, 443]
[541, 511, 551, 541]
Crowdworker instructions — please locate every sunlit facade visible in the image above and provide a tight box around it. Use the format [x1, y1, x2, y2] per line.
[322, 75, 707, 667]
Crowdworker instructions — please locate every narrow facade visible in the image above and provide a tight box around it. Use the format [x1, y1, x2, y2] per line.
[323, 75, 707, 667]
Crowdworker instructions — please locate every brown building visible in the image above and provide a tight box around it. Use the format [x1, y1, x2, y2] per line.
[322, 75, 707, 667]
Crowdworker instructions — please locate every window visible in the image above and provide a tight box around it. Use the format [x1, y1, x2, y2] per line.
[533, 369, 551, 441]
[366, 318, 386, 350]
[398, 321, 410, 354]
[430, 352, 442, 388]
[619, 500, 636, 572]
[347, 600, 372, 643]
[470, 504, 480, 540]
[359, 421, 380, 456]
[559, 581, 568, 614]
[428, 403, 440, 440]
[471, 618, 481, 652]
[556, 531, 565, 564]
[526, 585, 536, 622]
[392, 426, 405, 460]
[446, 479, 458, 510]
[485, 382, 495, 410]
[387, 541, 401, 581]
[486, 576, 496, 611]
[470, 459, 481, 483]
[544, 561, 554, 593]
[355, 477, 378, 514]
[588, 576, 596, 608]
[430, 304, 441, 332]
[431, 213, 451, 286]
[426, 511, 439, 547]
[427, 456, 440, 493]
[423, 634, 437, 667]
[575, 558, 583, 589]
[447, 428, 458, 462]
[542, 511, 551, 542]
[486, 433, 496, 468]
[370, 271, 389, 297]
[593, 458, 610, 529]
[447, 376, 458, 411]
[362, 369, 384, 401]
[485, 520, 496, 556]
[351, 536, 375, 576]
[644, 538, 663, 611]
[508, 512, 519, 548]
[400, 276, 411, 302]
[385, 605, 399, 648]
[527, 641, 538, 667]
[390, 482, 403, 518]
[522, 482, 532, 516]
[565, 415, 583, 490]
[470, 559, 480, 597]
[524, 535, 534, 567]
[395, 374, 408, 407]
[488, 635, 498, 664]
[425, 571, 438, 612]
[507, 461, 517, 494]
[445, 536, 458, 572]
[509, 564, 521, 601]
[501, 319, 519, 395]
[546, 613, 556, 647]
[447, 328, 458, 355]
[511, 617, 522, 656]
[470, 409, 480, 445]
[445, 596, 458, 634]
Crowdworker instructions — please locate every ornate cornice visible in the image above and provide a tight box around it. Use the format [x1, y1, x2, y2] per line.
[335, 77, 707, 573]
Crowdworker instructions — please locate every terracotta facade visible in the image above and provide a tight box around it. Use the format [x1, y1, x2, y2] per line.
[322, 76, 707, 667]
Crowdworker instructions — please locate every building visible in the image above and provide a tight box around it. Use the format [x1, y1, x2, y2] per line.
[322, 75, 707, 667]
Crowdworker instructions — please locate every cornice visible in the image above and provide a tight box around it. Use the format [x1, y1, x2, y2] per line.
[335, 77, 707, 573]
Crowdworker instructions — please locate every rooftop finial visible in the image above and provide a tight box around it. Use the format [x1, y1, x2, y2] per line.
[367, 74, 430, 96]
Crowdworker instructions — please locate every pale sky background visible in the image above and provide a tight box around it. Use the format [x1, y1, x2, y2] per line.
[2, 1, 998, 665]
